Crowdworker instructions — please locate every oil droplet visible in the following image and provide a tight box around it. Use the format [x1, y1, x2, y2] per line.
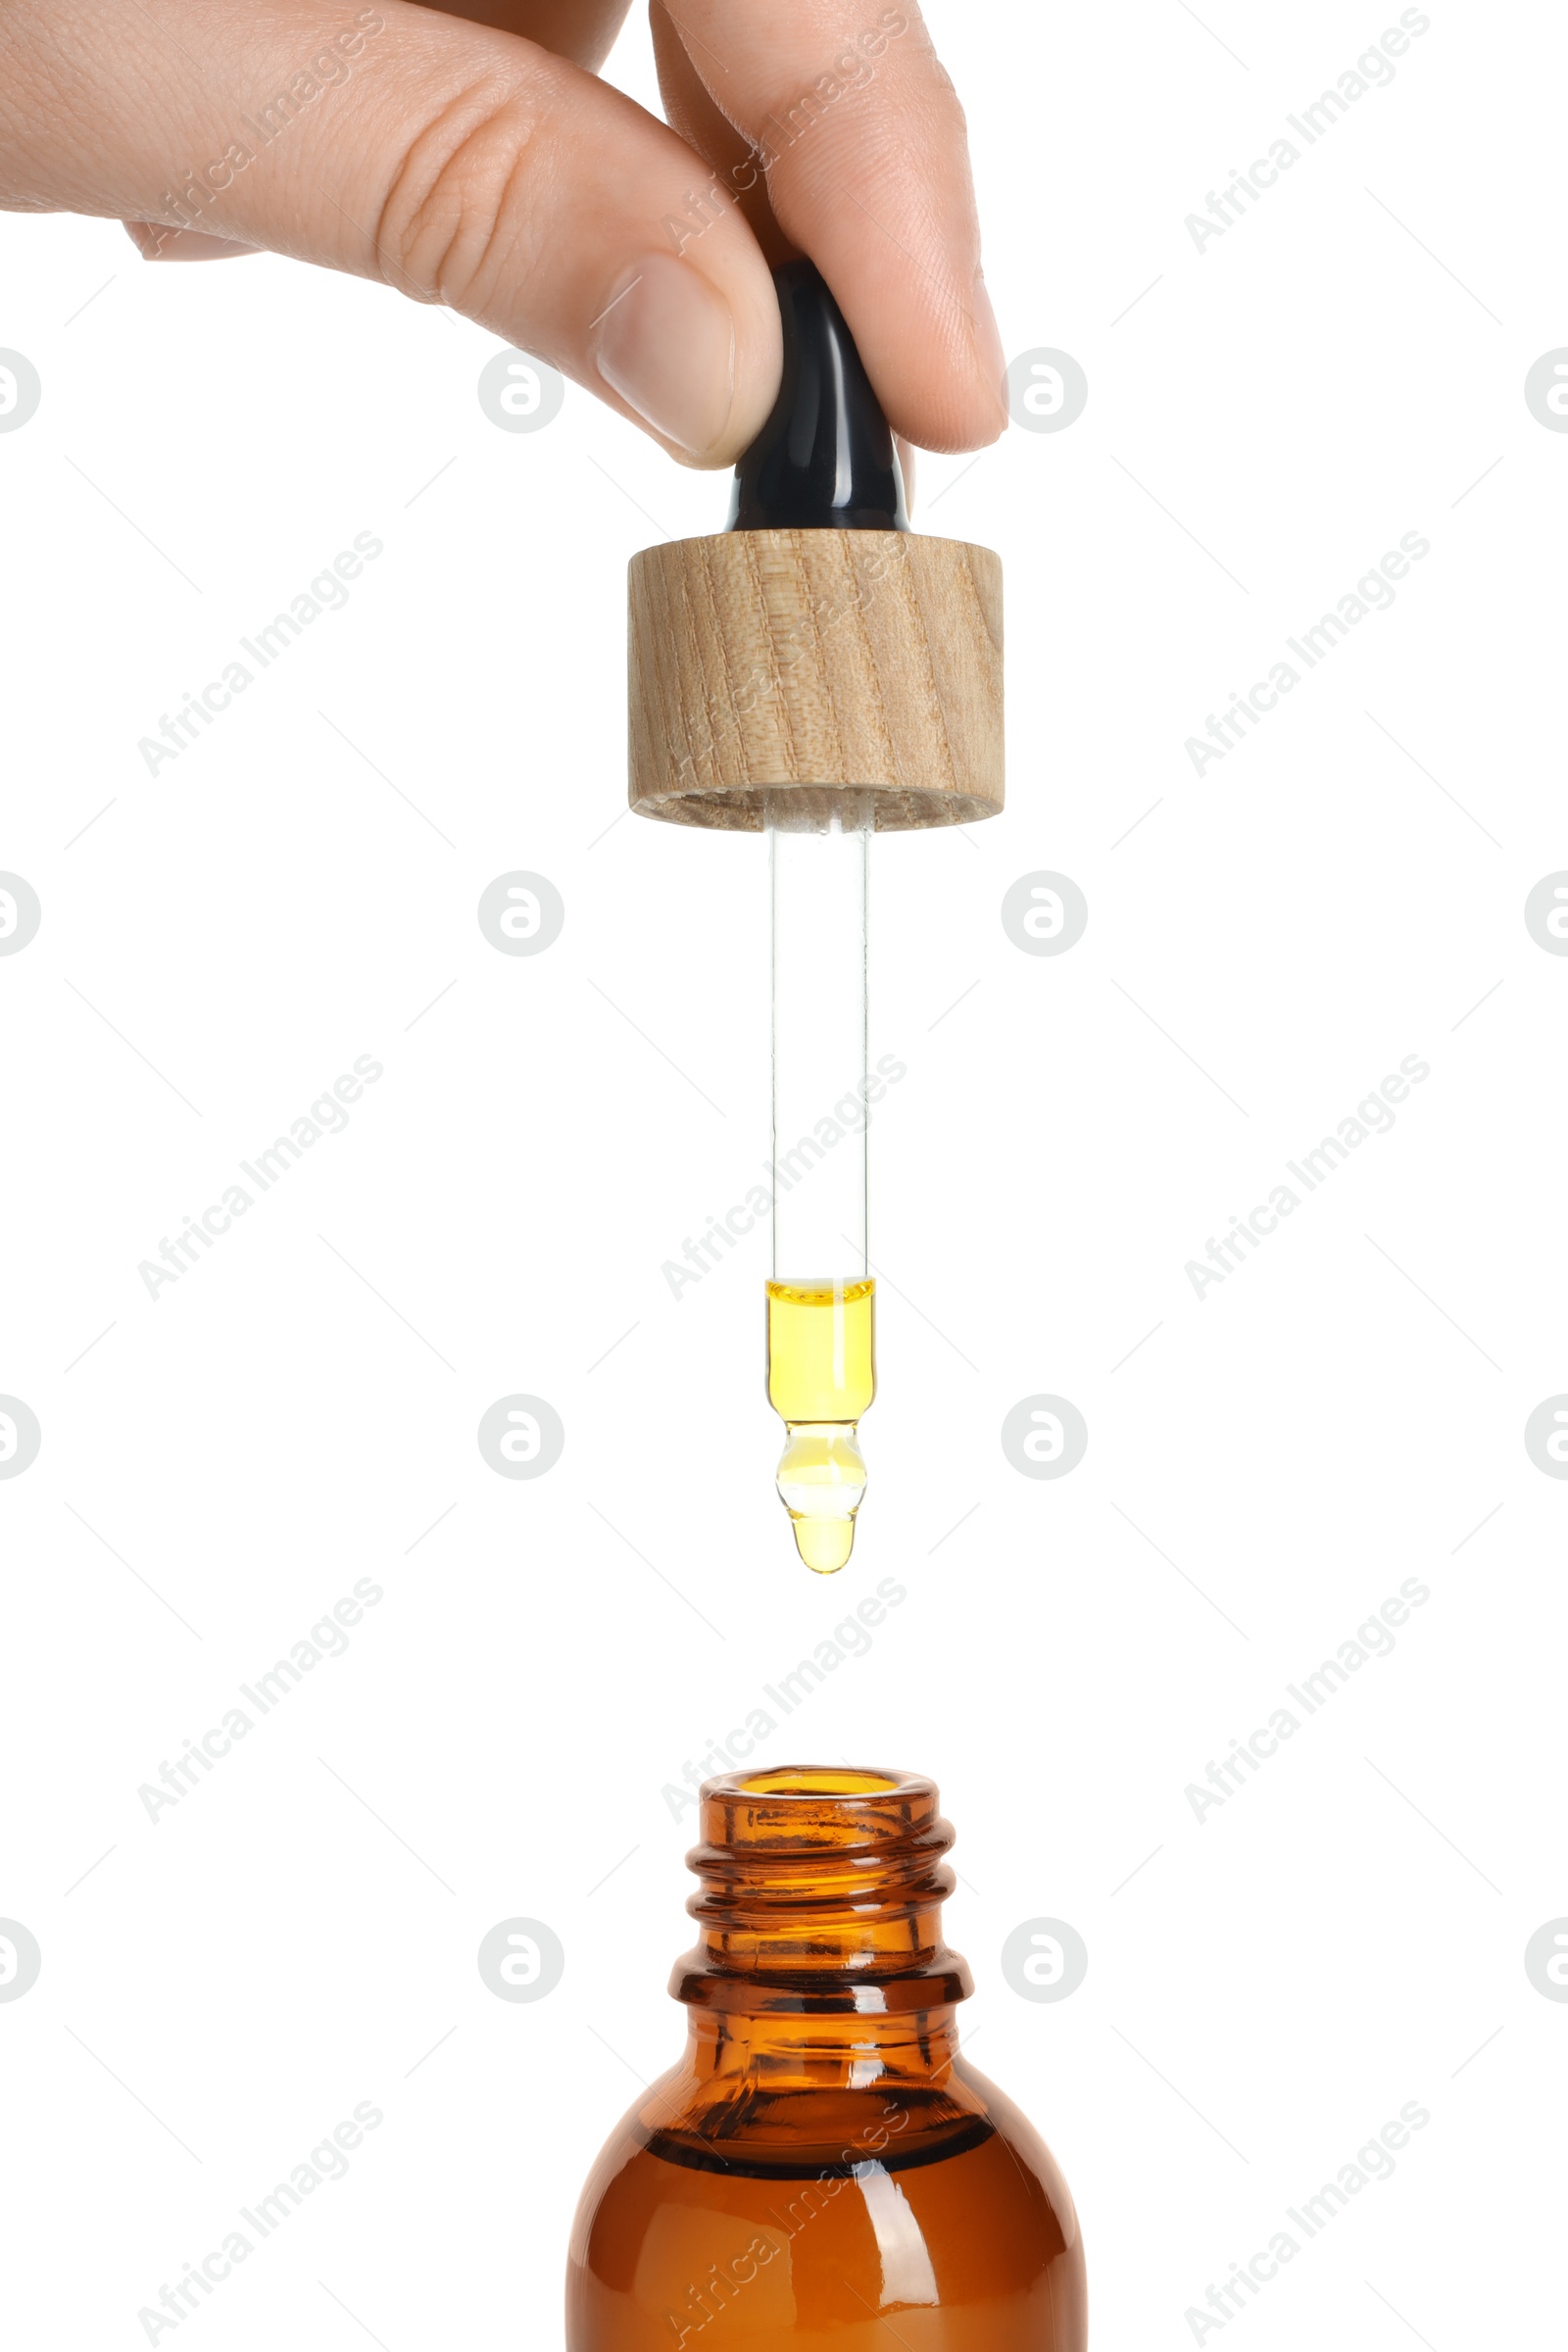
[776, 1423, 866, 1575]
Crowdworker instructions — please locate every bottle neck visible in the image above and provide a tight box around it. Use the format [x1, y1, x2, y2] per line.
[668, 1767, 972, 2080]
[679, 2003, 965, 2097]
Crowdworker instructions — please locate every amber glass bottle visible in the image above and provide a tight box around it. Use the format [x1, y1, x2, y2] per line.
[566, 1767, 1087, 2349]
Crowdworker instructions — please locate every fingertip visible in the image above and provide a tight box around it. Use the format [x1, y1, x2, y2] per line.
[887, 270, 1009, 455]
[968, 273, 1010, 441]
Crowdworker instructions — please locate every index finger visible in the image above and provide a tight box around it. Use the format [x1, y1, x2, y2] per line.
[650, 0, 1006, 454]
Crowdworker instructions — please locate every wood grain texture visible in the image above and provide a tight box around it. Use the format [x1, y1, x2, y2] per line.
[627, 529, 1004, 830]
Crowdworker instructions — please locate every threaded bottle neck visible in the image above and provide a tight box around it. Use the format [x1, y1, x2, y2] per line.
[669, 1768, 973, 2020]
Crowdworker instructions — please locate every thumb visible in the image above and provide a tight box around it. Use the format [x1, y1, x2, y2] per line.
[2, 0, 781, 464]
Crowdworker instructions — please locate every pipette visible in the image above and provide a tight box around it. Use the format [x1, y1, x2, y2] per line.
[626, 261, 1004, 1569]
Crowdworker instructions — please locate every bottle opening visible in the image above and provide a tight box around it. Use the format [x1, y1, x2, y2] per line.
[737, 1767, 900, 1798]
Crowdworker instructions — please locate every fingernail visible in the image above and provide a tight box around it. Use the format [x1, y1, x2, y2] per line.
[125, 220, 258, 261]
[592, 253, 735, 456]
[969, 271, 1008, 421]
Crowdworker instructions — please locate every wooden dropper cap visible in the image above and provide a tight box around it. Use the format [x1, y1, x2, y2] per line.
[627, 261, 1003, 832]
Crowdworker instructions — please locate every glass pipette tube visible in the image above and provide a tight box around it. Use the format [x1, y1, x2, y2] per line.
[765, 791, 874, 1572]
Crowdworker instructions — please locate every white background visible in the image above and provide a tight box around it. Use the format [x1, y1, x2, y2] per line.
[2, 1, 1565, 2345]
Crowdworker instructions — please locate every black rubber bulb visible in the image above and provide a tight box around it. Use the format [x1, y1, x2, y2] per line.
[727, 259, 908, 532]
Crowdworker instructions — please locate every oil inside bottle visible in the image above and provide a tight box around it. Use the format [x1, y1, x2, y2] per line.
[765, 1277, 875, 1572]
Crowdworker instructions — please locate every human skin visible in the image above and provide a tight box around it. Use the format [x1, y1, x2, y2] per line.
[0, 0, 1007, 470]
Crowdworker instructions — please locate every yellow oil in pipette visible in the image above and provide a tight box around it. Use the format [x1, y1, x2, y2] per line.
[765, 1277, 875, 1572]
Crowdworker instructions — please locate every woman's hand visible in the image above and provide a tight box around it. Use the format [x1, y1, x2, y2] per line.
[0, 0, 1005, 464]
